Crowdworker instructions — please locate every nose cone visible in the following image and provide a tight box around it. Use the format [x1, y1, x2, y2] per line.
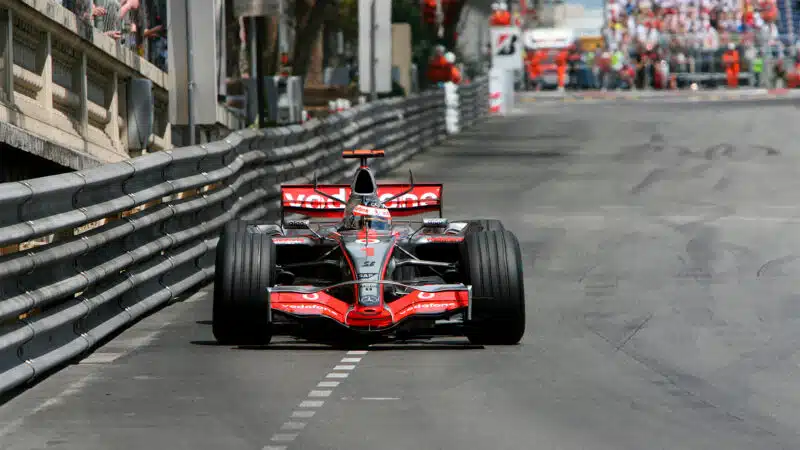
[345, 306, 393, 328]
[340, 230, 396, 307]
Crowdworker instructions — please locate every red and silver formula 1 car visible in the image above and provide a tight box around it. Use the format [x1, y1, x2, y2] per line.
[212, 149, 526, 346]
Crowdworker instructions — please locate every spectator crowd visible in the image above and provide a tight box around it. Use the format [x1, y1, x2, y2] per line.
[54, 0, 168, 71]
[590, 0, 788, 88]
[604, 0, 780, 52]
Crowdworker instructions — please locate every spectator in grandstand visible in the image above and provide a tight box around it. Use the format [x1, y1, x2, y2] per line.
[55, 0, 169, 72]
[91, 0, 167, 71]
[603, 0, 780, 89]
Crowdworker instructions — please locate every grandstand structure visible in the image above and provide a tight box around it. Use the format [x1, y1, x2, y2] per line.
[776, 0, 797, 40]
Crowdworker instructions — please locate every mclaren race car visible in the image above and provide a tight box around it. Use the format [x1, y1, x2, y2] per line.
[212, 149, 526, 345]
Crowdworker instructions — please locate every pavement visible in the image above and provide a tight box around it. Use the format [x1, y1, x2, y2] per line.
[3, 96, 800, 449]
[519, 87, 800, 104]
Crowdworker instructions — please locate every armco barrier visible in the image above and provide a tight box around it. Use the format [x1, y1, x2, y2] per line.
[0, 78, 489, 395]
[445, 80, 490, 133]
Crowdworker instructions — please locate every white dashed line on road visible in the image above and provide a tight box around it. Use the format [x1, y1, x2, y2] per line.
[266, 350, 369, 448]
[270, 433, 298, 442]
[308, 390, 332, 397]
[298, 400, 325, 408]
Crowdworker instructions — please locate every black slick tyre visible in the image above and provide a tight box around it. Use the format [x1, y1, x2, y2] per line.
[213, 230, 276, 345]
[223, 219, 252, 235]
[460, 230, 525, 345]
[469, 219, 505, 232]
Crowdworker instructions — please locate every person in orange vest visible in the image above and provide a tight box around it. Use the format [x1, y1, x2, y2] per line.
[525, 46, 543, 90]
[555, 48, 569, 91]
[426, 47, 461, 85]
[427, 47, 450, 84]
[760, 0, 778, 23]
[445, 52, 462, 84]
[723, 43, 740, 88]
[490, 2, 511, 26]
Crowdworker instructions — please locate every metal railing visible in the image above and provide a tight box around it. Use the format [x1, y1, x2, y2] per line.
[0, 78, 489, 396]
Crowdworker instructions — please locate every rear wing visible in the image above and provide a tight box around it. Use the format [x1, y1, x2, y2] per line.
[342, 149, 384, 159]
[281, 184, 443, 218]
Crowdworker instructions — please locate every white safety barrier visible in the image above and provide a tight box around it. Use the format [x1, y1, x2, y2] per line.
[444, 82, 461, 134]
[328, 98, 354, 112]
[489, 68, 515, 115]
[443, 79, 490, 134]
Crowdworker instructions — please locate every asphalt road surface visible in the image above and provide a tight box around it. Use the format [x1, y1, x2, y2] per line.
[3, 97, 800, 450]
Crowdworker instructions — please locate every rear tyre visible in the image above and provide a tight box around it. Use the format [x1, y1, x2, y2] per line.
[460, 230, 526, 345]
[213, 230, 276, 345]
[223, 219, 252, 235]
[469, 219, 505, 232]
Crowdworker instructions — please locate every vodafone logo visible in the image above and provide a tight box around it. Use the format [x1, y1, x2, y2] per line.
[282, 303, 343, 319]
[282, 186, 441, 210]
[418, 291, 436, 299]
[284, 188, 348, 210]
[379, 192, 440, 209]
[290, 303, 322, 309]
[355, 238, 380, 244]
[404, 302, 457, 312]
[302, 293, 319, 300]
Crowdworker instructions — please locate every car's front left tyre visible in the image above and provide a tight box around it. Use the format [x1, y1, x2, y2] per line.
[213, 229, 276, 345]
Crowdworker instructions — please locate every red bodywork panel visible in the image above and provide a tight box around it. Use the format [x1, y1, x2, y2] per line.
[281, 184, 443, 217]
[270, 289, 470, 329]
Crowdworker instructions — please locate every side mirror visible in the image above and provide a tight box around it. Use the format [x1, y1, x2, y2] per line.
[422, 218, 449, 228]
[285, 219, 311, 230]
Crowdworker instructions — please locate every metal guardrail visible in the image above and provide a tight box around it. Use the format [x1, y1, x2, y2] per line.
[0, 78, 489, 395]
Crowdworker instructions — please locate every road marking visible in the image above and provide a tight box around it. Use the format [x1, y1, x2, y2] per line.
[361, 397, 400, 401]
[79, 352, 125, 364]
[308, 390, 332, 397]
[263, 350, 369, 449]
[298, 400, 325, 408]
[0, 373, 97, 439]
[0, 301, 185, 439]
[270, 434, 298, 442]
[183, 290, 210, 303]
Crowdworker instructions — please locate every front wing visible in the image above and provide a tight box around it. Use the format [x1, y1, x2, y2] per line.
[268, 281, 472, 332]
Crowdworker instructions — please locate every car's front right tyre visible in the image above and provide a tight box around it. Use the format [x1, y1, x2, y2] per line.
[460, 230, 526, 345]
[213, 228, 276, 345]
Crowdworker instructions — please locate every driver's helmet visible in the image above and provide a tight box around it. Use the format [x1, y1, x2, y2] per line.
[341, 197, 392, 231]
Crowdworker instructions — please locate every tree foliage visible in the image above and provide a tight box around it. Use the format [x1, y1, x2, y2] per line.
[223, 0, 470, 86]
[291, 0, 335, 83]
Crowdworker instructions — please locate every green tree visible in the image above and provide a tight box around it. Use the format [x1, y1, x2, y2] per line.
[292, 0, 337, 84]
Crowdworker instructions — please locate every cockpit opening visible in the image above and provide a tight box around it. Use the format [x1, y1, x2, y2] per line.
[353, 168, 376, 195]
